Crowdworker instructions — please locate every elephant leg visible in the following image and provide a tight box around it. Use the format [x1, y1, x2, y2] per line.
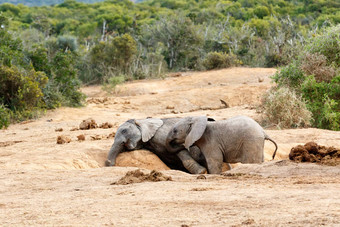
[205, 151, 224, 174]
[188, 146, 207, 167]
[240, 139, 265, 163]
[177, 150, 207, 174]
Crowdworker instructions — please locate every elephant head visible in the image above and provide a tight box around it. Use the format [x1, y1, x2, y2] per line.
[166, 116, 207, 151]
[105, 118, 163, 166]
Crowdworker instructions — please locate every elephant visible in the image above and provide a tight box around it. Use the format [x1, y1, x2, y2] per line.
[105, 118, 213, 174]
[166, 115, 278, 174]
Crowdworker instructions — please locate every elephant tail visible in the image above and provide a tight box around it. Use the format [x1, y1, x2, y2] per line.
[264, 135, 278, 160]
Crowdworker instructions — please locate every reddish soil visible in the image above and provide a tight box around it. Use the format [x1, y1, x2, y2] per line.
[1, 67, 340, 226]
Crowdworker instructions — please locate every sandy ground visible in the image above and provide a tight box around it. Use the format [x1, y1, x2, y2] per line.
[1, 67, 339, 226]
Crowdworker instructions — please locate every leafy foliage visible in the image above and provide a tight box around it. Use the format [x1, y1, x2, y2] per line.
[0, 65, 48, 121]
[0, 103, 11, 129]
[0, 0, 104, 7]
[270, 25, 340, 130]
[0, 13, 84, 126]
[203, 52, 238, 70]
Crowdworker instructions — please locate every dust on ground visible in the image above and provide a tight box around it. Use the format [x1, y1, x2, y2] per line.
[1, 67, 340, 226]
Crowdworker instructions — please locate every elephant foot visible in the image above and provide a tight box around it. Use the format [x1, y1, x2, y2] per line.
[105, 160, 114, 166]
[196, 166, 207, 174]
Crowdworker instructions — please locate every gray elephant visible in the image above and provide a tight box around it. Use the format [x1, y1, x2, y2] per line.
[105, 118, 211, 174]
[166, 115, 278, 174]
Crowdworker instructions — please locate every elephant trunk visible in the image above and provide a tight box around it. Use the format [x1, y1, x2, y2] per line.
[105, 141, 124, 166]
[166, 136, 183, 154]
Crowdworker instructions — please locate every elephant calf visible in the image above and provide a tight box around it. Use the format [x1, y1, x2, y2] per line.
[105, 118, 210, 174]
[166, 115, 278, 174]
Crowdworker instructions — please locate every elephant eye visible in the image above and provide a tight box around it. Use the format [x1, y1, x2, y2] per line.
[173, 129, 178, 134]
[121, 129, 127, 134]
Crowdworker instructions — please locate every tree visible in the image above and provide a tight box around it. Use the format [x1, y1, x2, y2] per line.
[141, 15, 203, 70]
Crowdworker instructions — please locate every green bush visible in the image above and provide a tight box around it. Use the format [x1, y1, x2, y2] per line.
[0, 65, 48, 122]
[203, 52, 238, 70]
[272, 61, 305, 90]
[51, 51, 85, 107]
[57, 35, 78, 52]
[83, 34, 138, 83]
[305, 25, 340, 67]
[0, 104, 11, 129]
[271, 25, 340, 130]
[0, 65, 48, 111]
[260, 86, 312, 128]
[301, 76, 340, 130]
[42, 81, 63, 109]
[102, 75, 125, 94]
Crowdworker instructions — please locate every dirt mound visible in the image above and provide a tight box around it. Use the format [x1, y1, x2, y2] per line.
[111, 169, 172, 185]
[116, 149, 170, 170]
[289, 142, 340, 165]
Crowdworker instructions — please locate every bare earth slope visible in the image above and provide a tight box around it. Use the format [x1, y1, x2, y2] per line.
[1, 68, 339, 226]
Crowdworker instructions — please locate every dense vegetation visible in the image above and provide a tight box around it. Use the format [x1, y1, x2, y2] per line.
[0, 0, 339, 129]
[0, 0, 103, 6]
[265, 25, 339, 130]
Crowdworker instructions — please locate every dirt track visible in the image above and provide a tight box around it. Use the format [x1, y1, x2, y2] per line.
[1, 67, 340, 226]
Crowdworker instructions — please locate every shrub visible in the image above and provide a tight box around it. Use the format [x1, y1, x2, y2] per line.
[272, 60, 305, 90]
[102, 75, 125, 94]
[272, 25, 340, 130]
[260, 86, 312, 128]
[253, 6, 270, 19]
[301, 76, 340, 130]
[51, 51, 85, 107]
[300, 53, 336, 83]
[83, 34, 138, 83]
[42, 81, 63, 109]
[57, 35, 78, 52]
[0, 65, 48, 112]
[203, 52, 238, 70]
[0, 104, 11, 129]
[305, 25, 340, 67]
[0, 65, 48, 122]
[111, 34, 137, 74]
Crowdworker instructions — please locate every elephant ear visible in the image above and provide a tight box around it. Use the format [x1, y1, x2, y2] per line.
[135, 118, 164, 142]
[184, 116, 207, 149]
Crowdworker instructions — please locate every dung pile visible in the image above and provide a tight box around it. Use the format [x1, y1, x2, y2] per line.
[79, 118, 98, 130]
[111, 169, 172, 185]
[289, 142, 340, 166]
